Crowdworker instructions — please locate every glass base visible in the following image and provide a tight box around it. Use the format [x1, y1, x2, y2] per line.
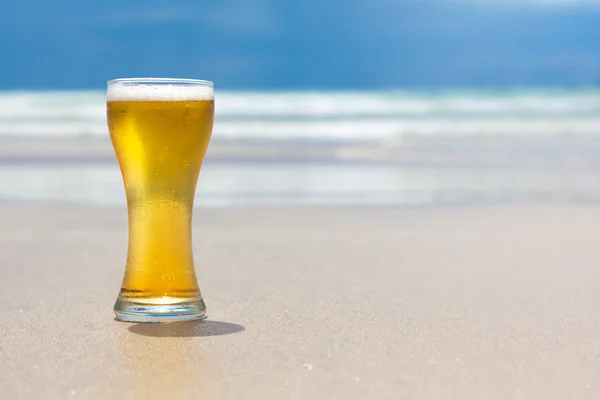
[114, 297, 207, 323]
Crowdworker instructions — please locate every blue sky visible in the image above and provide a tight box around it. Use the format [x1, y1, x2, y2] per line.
[2, 0, 600, 89]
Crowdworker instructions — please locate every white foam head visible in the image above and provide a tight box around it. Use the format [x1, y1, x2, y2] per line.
[107, 78, 214, 102]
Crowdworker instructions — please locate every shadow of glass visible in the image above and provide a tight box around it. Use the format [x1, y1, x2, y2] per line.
[127, 320, 245, 337]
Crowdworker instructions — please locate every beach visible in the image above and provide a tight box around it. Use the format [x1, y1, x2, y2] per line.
[2, 203, 600, 398]
[2, 88, 600, 398]
[5, 0, 600, 394]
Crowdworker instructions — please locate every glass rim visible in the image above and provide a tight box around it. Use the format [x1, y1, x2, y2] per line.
[107, 78, 213, 86]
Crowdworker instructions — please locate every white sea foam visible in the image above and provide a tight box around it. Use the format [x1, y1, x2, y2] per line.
[106, 81, 214, 102]
[1, 89, 600, 141]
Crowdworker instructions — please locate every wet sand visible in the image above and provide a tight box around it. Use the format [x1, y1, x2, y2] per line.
[1, 204, 600, 399]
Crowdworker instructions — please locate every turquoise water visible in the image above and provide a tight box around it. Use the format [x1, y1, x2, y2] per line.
[0, 89, 599, 206]
[1, 159, 600, 207]
[2, 89, 600, 141]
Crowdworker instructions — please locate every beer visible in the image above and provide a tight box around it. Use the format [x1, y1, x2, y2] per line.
[107, 79, 214, 322]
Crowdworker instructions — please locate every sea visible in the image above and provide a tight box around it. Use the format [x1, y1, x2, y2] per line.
[1, 88, 600, 207]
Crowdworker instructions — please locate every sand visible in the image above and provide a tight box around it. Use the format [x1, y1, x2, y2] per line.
[1, 203, 600, 399]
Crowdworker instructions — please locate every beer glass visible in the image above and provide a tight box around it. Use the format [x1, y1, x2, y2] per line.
[106, 78, 214, 322]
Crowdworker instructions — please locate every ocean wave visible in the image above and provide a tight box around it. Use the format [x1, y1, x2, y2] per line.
[1, 89, 599, 141]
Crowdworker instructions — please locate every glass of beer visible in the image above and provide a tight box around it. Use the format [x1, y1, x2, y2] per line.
[106, 78, 214, 323]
